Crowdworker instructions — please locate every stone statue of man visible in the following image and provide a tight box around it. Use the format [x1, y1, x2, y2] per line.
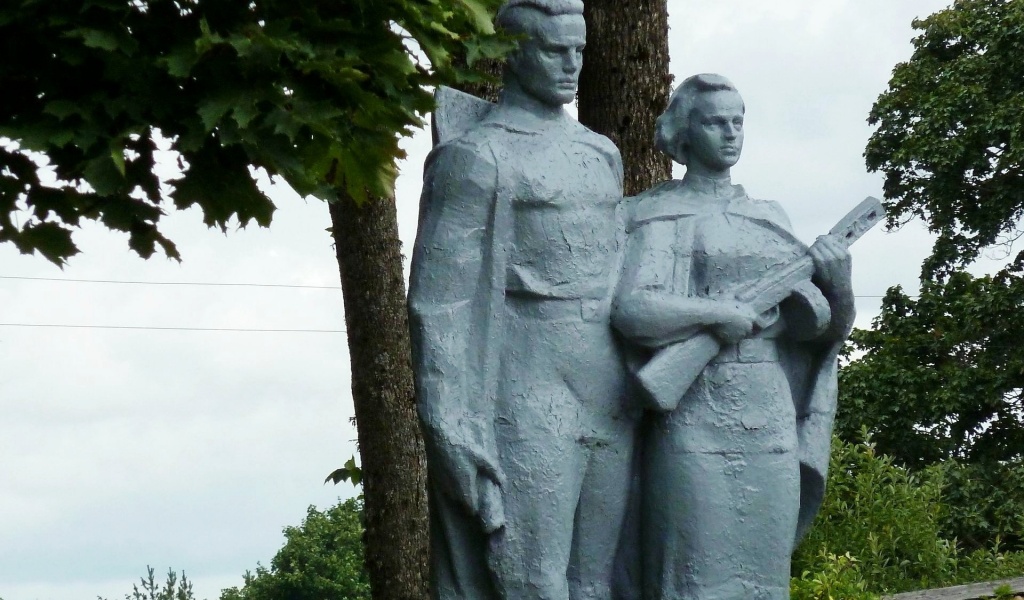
[408, 1, 639, 598]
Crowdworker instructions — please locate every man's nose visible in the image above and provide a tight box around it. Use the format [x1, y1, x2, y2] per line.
[723, 124, 738, 139]
[564, 51, 582, 73]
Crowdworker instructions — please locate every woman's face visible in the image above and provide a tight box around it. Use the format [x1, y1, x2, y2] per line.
[684, 90, 745, 174]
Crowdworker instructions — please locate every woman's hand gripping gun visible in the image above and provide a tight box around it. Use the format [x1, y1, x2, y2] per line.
[636, 197, 885, 412]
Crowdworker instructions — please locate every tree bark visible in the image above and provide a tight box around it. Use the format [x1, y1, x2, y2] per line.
[576, 3, 670, 592]
[458, 58, 504, 103]
[326, 55, 502, 600]
[328, 194, 429, 600]
[577, 0, 673, 196]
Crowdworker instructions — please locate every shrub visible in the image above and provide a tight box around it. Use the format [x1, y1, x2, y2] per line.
[790, 551, 878, 600]
[951, 545, 1024, 587]
[793, 434, 957, 594]
[793, 434, 1024, 598]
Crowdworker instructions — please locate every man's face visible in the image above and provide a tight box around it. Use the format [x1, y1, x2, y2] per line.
[685, 90, 745, 172]
[507, 13, 587, 107]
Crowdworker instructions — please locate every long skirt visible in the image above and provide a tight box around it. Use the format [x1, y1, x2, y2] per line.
[641, 353, 800, 600]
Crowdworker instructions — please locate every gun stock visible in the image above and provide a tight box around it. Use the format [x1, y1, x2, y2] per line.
[636, 334, 721, 412]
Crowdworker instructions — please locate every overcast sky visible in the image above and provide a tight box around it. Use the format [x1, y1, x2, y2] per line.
[0, 1, 988, 598]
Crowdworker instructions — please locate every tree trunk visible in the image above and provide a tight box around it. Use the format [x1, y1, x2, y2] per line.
[577, 0, 672, 196]
[326, 55, 502, 600]
[576, 3, 670, 592]
[328, 194, 429, 600]
[458, 58, 504, 103]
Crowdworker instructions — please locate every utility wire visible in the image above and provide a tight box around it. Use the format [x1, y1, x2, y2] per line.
[0, 323, 345, 333]
[0, 274, 907, 298]
[0, 275, 340, 290]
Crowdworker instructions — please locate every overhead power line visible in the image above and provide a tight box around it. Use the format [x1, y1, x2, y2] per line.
[0, 275, 341, 289]
[0, 274, 909, 298]
[0, 323, 345, 333]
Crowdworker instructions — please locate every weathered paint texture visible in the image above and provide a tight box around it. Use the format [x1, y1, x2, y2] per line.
[611, 74, 859, 599]
[409, 7, 861, 597]
[409, 3, 637, 598]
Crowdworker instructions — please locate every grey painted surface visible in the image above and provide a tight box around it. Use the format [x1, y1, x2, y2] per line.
[409, 2, 635, 598]
[410, 4, 866, 595]
[611, 74, 861, 599]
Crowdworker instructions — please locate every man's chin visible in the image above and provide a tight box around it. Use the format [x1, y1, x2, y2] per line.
[544, 89, 577, 106]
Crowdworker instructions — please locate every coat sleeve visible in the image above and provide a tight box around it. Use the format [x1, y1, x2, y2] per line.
[613, 216, 742, 349]
[612, 219, 679, 345]
[408, 139, 500, 446]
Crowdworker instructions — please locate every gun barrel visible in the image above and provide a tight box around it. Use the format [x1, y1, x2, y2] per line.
[737, 256, 816, 314]
[829, 196, 884, 249]
[734, 197, 883, 313]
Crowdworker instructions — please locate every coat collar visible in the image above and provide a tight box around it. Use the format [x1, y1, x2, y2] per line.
[628, 178, 803, 247]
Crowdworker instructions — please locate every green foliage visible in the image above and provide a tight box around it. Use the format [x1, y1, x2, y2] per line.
[219, 498, 369, 600]
[793, 436, 1024, 597]
[852, 0, 1024, 558]
[865, 0, 1024, 276]
[99, 566, 197, 600]
[794, 435, 958, 594]
[0, 0, 513, 264]
[791, 551, 878, 600]
[324, 455, 363, 487]
[953, 546, 1024, 586]
[836, 264, 1024, 552]
[837, 267, 1024, 469]
[932, 459, 1024, 552]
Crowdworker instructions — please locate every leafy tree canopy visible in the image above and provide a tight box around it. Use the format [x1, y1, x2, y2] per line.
[866, 0, 1024, 277]
[836, 268, 1024, 550]
[847, 0, 1024, 552]
[0, 0, 510, 265]
[219, 497, 369, 600]
[850, 0, 1024, 467]
[100, 565, 197, 600]
[837, 266, 1024, 468]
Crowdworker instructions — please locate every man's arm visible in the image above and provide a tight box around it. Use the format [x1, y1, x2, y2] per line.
[408, 139, 505, 531]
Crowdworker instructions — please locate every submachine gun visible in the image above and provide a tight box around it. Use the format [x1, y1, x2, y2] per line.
[636, 196, 885, 412]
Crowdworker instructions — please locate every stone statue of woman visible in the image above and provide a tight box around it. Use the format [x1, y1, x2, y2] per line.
[611, 74, 857, 599]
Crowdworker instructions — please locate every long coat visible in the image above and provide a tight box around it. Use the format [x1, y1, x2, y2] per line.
[408, 88, 624, 599]
[617, 179, 842, 543]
